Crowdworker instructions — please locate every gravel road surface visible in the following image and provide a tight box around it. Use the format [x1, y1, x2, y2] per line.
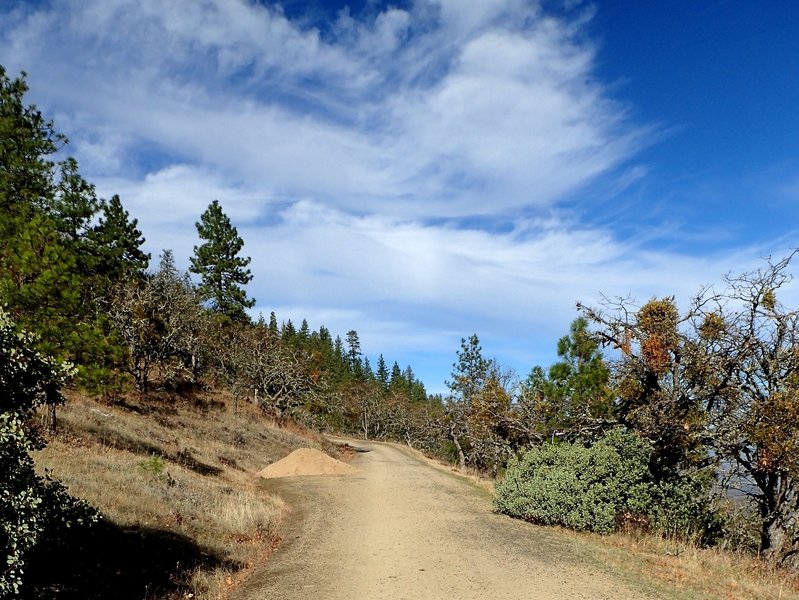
[235, 440, 663, 600]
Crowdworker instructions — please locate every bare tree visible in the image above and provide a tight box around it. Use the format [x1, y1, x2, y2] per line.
[581, 253, 799, 565]
[708, 255, 799, 565]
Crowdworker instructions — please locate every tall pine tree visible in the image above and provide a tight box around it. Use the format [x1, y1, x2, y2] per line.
[376, 354, 389, 389]
[90, 194, 150, 282]
[0, 68, 123, 385]
[190, 200, 254, 322]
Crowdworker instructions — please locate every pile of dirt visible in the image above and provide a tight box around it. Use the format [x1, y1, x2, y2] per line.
[258, 448, 357, 479]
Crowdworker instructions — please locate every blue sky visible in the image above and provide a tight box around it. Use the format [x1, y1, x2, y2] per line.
[2, 0, 798, 394]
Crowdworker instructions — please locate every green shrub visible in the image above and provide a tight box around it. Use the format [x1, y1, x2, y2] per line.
[138, 455, 167, 477]
[494, 429, 720, 541]
[0, 309, 98, 596]
[494, 429, 653, 534]
[648, 472, 723, 545]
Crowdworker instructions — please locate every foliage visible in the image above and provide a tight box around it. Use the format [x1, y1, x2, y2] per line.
[0, 67, 143, 388]
[0, 309, 97, 597]
[190, 200, 254, 322]
[580, 297, 713, 479]
[705, 256, 799, 564]
[90, 194, 150, 282]
[138, 455, 167, 478]
[495, 429, 654, 534]
[648, 472, 723, 545]
[447, 334, 490, 403]
[578, 255, 799, 563]
[495, 429, 720, 541]
[519, 318, 613, 443]
[107, 251, 207, 391]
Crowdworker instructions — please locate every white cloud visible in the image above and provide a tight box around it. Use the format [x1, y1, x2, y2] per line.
[241, 202, 755, 333]
[1, 0, 645, 220]
[3, 0, 783, 392]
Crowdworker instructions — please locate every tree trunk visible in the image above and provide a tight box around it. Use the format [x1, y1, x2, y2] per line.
[43, 403, 57, 434]
[450, 427, 466, 470]
[760, 477, 798, 564]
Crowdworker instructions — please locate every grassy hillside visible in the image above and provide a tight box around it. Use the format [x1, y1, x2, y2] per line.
[27, 390, 333, 600]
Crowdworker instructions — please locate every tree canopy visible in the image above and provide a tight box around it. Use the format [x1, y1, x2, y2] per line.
[190, 199, 254, 322]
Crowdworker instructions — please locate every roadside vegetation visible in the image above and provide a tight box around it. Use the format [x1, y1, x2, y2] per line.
[3, 61, 799, 599]
[25, 389, 324, 599]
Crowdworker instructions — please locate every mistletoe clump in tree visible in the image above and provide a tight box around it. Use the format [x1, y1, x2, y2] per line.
[190, 200, 255, 322]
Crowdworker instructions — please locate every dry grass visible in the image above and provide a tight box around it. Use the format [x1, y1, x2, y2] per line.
[29, 389, 325, 599]
[557, 523, 799, 600]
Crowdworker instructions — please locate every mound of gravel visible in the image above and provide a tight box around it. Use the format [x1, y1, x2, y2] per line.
[258, 447, 357, 479]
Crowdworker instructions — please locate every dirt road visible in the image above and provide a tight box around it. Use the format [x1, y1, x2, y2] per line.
[235, 440, 663, 600]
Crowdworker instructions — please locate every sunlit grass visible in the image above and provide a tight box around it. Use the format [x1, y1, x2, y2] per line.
[32, 390, 315, 599]
[555, 521, 799, 600]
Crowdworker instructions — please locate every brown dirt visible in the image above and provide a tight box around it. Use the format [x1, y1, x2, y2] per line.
[257, 447, 358, 479]
[235, 439, 669, 600]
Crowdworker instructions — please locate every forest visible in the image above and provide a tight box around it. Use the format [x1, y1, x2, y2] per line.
[3, 62, 799, 597]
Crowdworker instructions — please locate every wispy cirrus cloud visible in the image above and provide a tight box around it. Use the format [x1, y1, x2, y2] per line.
[1, 0, 645, 218]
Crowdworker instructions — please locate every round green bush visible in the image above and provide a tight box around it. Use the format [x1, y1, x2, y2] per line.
[494, 428, 720, 541]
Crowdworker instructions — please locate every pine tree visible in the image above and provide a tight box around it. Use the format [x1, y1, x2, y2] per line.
[346, 330, 362, 378]
[190, 200, 254, 321]
[0, 68, 61, 228]
[299, 319, 310, 341]
[319, 325, 331, 345]
[363, 356, 374, 380]
[390, 361, 403, 388]
[90, 194, 149, 281]
[49, 157, 99, 247]
[0, 68, 115, 385]
[268, 311, 279, 334]
[447, 334, 489, 403]
[281, 319, 296, 342]
[376, 354, 389, 389]
[410, 379, 428, 404]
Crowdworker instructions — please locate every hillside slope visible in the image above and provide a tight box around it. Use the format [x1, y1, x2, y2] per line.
[27, 391, 330, 600]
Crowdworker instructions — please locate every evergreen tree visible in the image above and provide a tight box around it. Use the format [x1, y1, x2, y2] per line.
[447, 334, 490, 403]
[49, 157, 99, 247]
[390, 361, 403, 388]
[522, 318, 613, 440]
[190, 199, 254, 321]
[403, 365, 416, 388]
[299, 319, 310, 341]
[346, 330, 362, 377]
[376, 354, 389, 389]
[318, 325, 331, 346]
[0, 68, 121, 386]
[268, 311, 279, 334]
[0, 68, 61, 228]
[363, 356, 374, 380]
[281, 319, 296, 342]
[410, 379, 428, 404]
[330, 335, 350, 381]
[0, 67, 71, 341]
[90, 194, 149, 281]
